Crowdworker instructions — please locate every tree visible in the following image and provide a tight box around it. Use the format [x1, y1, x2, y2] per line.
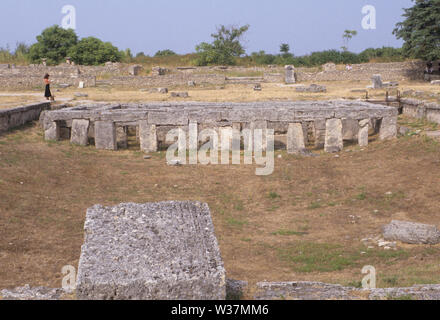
[393, 0, 440, 61]
[155, 49, 176, 57]
[28, 25, 78, 65]
[68, 37, 122, 65]
[280, 43, 290, 55]
[195, 24, 250, 66]
[341, 30, 358, 51]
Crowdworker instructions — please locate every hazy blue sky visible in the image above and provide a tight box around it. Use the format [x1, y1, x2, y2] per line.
[0, 0, 414, 56]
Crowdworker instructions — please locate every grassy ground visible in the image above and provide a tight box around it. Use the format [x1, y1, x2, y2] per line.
[1, 116, 440, 296]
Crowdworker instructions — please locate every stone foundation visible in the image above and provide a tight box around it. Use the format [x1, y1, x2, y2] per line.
[40, 101, 397, 154]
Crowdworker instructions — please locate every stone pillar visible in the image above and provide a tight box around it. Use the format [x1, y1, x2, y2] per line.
[95, 121, 117, 150]
[249, 121, 267, 151]
[358, 119, 369, 147]
[44, 121, 60, 141]
[314, 119, 326, 148]
[188, 122, 198, 164]
[379, 116, 397, 140]
[372, 74, 383, 89]
[287, 123, 306, 154]
[139, 120, 158, 153]
[70, 119, 90, 146]
[285, 65, 296, 84]
[324, 119, 343, 153]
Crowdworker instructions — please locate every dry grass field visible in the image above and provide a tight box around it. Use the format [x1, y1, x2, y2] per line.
[1, 114, 440, 297]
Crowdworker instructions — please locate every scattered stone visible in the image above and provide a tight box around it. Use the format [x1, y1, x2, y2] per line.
[382, 220, 440, 245]
[74, 92, 88, 98]
[170, 92, 189, 98]
[296, 84, 327, 93]
[151, 66, 166, 76]
[78, 81, 85, 89]
[351, 89, 367, 93]
[147, 87, 168, 94]
[402, 89, 414, 96]
[431, 80, 440, 85]
[187, 81, 196, 87]
[226, 279, 248, 300]
[253, 84, 262, 91]
[143, 155, 152, 159]
[425, 131, 440, 139]
[168, 159, 183, 166]
[76, 202, 226, 300]
[57, 84, 71, 89]
[398, 126, 411, 136]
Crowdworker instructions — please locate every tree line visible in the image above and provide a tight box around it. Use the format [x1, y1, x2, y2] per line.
[0, 0, 436, 67]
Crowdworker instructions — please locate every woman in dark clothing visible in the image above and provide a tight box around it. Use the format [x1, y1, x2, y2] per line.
[44, 74, 54, 101]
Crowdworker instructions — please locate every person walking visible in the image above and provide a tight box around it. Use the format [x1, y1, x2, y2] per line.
[44, 74, 54, 101]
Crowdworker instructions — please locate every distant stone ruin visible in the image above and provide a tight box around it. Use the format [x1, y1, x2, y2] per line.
[40, 100, 398, 154]
[76, 201, 226, 300]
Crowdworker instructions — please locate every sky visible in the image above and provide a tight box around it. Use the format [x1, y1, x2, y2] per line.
[0, 0, 414, 56]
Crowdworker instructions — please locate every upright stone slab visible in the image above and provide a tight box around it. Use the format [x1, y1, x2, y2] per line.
[44, 121, 60, 141]
[76, 201, 226, 300]
[94, 121, 117, 150]
[70, 119, 90, 146]
[139, 120, 158, 153]
[287, 123, 306, 154]
[249, 121, 267, 151]
[358, 119, 369, 147]
[372, 74, 383, 89]
[324, 119, 343, 153]
[379, 116, 397, 140]
[285, 65, 296, 84]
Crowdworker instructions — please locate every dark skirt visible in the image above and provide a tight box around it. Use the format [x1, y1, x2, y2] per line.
[44, 84, 51, 98]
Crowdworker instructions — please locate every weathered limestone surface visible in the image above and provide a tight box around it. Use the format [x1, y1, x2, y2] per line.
[287, 123, 306, 154]
[76, 201, 226, 300]
[324, 119, 343, 153]
[382, 220, 440, 245]
[44, 121, 60, 141]
[379, 116, 397, 140]
[70, 119, 90, 146]
[139, 121, 157, 153]
[0, 285, 69, 300]
[94, 121, 116, 150]
[371, 74, 383, 89]
[358, 119, 369, 147]
[254, 282, 440, 300]
[285, 65, 295, 84]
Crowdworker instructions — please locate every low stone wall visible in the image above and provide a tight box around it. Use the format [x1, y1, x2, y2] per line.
[398, 98, 440, 124]
[296, 61, 425, 82]
[0, 74, 96, 90]
[0, 102, 51, 133]
[101, 73, 226, 88]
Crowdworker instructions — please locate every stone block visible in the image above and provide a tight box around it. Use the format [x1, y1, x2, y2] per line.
[94, 121, 117, 150]
[139, 120, 157, 153]
[285, 65, 295, 84]
[383, 220, 440, 245]
[379, 116, 397, 140]
[44, 121, 60, 141]
[358, 119, 369, 147]
[76, 201, 226, 300]
[287, 123, 306, 154]
[70, 119, 90, 146]
[324, 118, 343, 153]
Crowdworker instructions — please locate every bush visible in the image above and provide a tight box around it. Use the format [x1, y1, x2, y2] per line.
[154, 49, 176, 57]
[28, 25, 78, 65]
[68, 37, 122, 65]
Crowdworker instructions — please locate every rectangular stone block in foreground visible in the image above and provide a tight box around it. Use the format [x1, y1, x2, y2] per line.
[76, 201, 226, 300]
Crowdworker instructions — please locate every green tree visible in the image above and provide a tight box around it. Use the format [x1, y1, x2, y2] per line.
[28, 25, 78, 65]
[341, 30, 358, 51]
[155, 49, 177, 57]
[393, 0, 440, 61]
[68, 37, 122, 65]
[195, 24, 250, 66]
